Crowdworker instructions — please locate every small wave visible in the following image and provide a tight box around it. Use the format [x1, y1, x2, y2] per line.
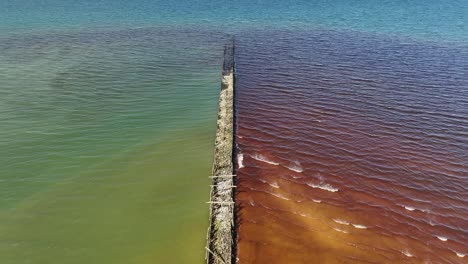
[312, 199, 322, 203]
[455, 252, 465, 258]
[333, 219, 349, 225]
[333, 228, 349, 234]
[251, 154, 279, 165]
[237, 154, 244, 169]
[352, 224, 367, 229]
[25, 130, 61, 136]
[401, 205, 431, 213]
[307, 182, 339, 192]
[286, 161, 303, 173]
[435, 236, 448, 242]
[270, 192, 290, 201]
[401, 250, 413, 257]
[299, 212, 308, 217]
[269, 182, 279, 188]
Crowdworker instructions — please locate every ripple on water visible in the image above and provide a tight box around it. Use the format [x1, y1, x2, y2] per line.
[235, 28, 468, 263]
[306, 182, 339, 193]
[250, 153, 280, 166]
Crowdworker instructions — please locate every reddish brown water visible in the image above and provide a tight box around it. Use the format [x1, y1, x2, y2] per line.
[234, 29, 468, 263]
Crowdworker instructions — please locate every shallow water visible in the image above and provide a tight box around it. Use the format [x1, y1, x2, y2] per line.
[0, 27, 228, 264]
[1, 0, 467, 263]
[234, 29, 468, 263]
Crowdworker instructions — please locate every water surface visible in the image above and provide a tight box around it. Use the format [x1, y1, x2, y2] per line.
[0, 27, 228, 264]
[234, 28, 468, 263]
[0, 0, 467, 263]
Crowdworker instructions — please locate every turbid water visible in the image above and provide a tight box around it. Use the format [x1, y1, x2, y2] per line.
[234, 29, 468, 263]
[0, 0, 467, 263]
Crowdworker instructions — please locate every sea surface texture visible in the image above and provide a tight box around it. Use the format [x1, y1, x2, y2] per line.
[234, 29, 468, 263]
[0, 28, 228, 264]
[0, 0, 467, 263]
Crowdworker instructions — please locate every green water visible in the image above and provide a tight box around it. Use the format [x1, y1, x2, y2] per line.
[0, 28, 226, 263]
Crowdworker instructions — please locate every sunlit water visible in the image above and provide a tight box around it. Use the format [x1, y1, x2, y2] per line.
[0, 0, 467, 263]
[234, 29, 468, 263]
[0, 28, 229, 263]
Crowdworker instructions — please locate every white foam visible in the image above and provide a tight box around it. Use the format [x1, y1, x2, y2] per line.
[333, 219, 349, 225]
[402, 205, 430, 213]
[333, 228, 349, 234]
[270, 192, 290, 201]
[257, 178, 267, 184]
[435, 236, 448, 242]
[237, 154, 244, 169]
[402, 250, 413, 257]
[269, 182, 279, 188]
[251, 154, 279, 165]
[286, 161, 303, 173]
[352, 224, 367, 229]
[312, 199, 322, 203]
[307, 182, 339, 192]
[455, 252, 465, 258]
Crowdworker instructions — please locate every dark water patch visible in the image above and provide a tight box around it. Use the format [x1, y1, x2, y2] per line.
[235, 28, 468, 263]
